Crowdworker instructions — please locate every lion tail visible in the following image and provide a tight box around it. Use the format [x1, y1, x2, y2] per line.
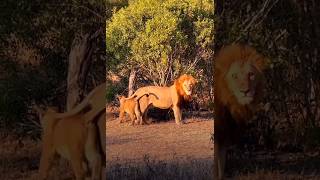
[52, 100, 90, 119]
[53, 82, 106, 119]
[136, 92, 159, 101]
[125, 91, 159, 101]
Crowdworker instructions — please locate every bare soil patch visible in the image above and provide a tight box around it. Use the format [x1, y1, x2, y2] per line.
[106, 107, 214, 165]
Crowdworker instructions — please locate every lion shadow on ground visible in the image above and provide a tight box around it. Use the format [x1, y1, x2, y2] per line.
[109, 107, 213, 124]
[146, 108, 213, 124]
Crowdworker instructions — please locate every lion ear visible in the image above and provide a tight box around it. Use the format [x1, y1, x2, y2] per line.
[255, 56, 271, 72]
[116, 94, 121, 100]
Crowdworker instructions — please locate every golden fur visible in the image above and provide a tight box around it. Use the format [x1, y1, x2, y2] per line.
[126, 74, 197, 125]
[53, 82, 106, 124]
[213, 44, 268, 180]
[118, 95, 140, 125]
[37, 107, 105, 180]
[118, 93, 158, 125]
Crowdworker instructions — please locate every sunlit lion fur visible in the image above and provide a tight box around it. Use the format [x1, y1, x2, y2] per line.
[53, 82, 106, 124]
[118, 93, 158, 125]
[213, 44, 268, 180]
[125, 74, 197, 125]
[37, 107, 105, 180]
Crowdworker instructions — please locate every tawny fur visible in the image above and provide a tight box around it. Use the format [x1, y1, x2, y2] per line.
[213, 43, 268, 180]
[52, 82, 106, 124]
[125, 74, 197, 125]
[38, 107, 105, 180]
[118, 93, 159, 125]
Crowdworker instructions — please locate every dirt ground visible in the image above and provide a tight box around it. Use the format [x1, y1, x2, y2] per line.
[106, 107, 214, 165]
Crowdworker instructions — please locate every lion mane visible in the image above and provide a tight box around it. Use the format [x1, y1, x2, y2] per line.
[213, 43, 269, 179]
[175, 74, 194, 102]
[126, 74, 197, 125]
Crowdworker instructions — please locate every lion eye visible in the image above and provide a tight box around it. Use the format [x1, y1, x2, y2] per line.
[232, 73, 238, 79]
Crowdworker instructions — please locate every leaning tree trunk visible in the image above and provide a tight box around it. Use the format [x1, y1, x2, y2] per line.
[128, 69, 136, 97]
[66, 29, 101, 110]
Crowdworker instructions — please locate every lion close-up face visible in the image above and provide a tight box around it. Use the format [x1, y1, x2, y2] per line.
[226, 61, 262, 105]
[182, 78, 196, 96]
[175, 74, 197, 102]
[215, 44, 268, 108]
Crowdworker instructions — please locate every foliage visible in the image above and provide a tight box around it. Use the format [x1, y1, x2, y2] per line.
[0, 0, 105, 136]
[106, 0, 214, 85]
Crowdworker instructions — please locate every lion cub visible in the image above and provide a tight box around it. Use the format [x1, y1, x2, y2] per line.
[118, 93, 157, 125]
[38, 107, 102, 180]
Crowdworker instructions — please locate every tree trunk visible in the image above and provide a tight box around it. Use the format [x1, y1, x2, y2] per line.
[128, 69, 136, 96]
[66, 29, 101, 110]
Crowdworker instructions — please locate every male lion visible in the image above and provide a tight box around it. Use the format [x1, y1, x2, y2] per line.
[213, 44, 269, 179]
[37, 107, 105, 180]
[126, 74, 197, 125]
[118, 93, 158, 125]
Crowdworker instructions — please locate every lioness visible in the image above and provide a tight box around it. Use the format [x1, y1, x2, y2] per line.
[53, 82, 106, 124]
[37, 107, 104, 180]
[125, 74, 197, 125]
[213, 44, 269, 179]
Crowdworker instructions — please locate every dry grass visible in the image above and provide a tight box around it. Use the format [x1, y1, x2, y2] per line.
[1, 133, 320, 180]
[107, 155, 213, 180]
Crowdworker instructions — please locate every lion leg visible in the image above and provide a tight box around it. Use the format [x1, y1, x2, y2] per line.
[141, 110, 150, 125]
[85, 123, 102, 180]
[173, 106, 184, 125]
[129, 113, 136, 126]
[142, 104, 152, 125]
[134, 103, 144, 125]
[70, 149, 86, 180]
[38, 135, 56, 179]
[119, 110, 125, 123]
[214, 142, 226, 180]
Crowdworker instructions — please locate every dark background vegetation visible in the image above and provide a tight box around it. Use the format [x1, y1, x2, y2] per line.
[0, 0, 106, 137]
[215, 0, 320, 153]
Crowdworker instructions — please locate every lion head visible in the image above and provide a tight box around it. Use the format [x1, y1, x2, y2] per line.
[117, 95, 126, 105]
[117, 95, 126, 114]
[226, 60, 264, 105]
[174, 74, 197, 101]
[215, 44, 268, 110]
